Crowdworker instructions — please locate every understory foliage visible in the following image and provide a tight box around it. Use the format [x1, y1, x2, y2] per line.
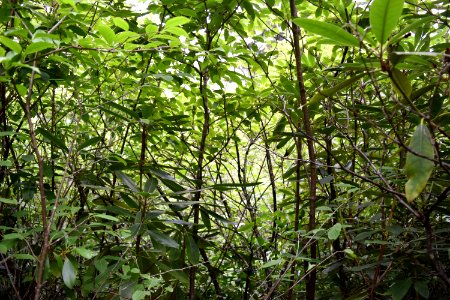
[0, 0, 449, 299]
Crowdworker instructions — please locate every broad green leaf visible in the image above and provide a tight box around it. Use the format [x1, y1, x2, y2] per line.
[414, 281, 429, 299]
[388, 278, 412, 300]
[114, 31, 140, 44]
[115, 170, 139, 192]
[293, 18, 359, 47]
[36, 127, 68, 152]
[145, 24, 159, 36]
[390, 68, 412, 100]
[165, 16, 190, 28]
[0, 36, 22, 53]
[96, 23, 116, 44]
[133, 290, 151, 300]
[23, 42, 54, 56]
[0, 160, 12, 167]
[14, 253, 35, 260]
[113, 17, 129, 31]
[0, 131, 17, 137]
[148, 230, 179, 248]
[0, 197, 17, 204]
[405, 124, 434, 202]
[62, 258, 77, 289]
[369, 0, 404, 44]
[95, 258, 108, 273]
[162, 26, 189, 38]
[73, 247, 97, 259]
[328, 223, 342, 240]
[261, 258, 283, 268]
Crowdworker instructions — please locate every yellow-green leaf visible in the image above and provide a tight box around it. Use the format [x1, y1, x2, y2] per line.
[113, 17, 129, 31]
[0, 36, 22, 53]
[165, 16, 190, 28]
[96, 23, 116, 44]
[390, 68, 411, 101]
[23, 41, 54, 56]
[405, 124, 434, 202]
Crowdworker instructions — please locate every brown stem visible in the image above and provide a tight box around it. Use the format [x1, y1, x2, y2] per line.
[289, 1, 318, 299]
[22, 59, 49, 300]
[189, 68, 210, 300]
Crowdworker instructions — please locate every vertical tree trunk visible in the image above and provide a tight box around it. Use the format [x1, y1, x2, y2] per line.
[289, 1, 318, 299]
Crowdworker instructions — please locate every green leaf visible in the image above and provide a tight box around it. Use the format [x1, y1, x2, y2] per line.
[0, 131, 17, 137]
[148, 230, 179, 248]
[36, 128, 68, 152]
[369, 0, 404, 44]
[113, 17, 129, 31]
[186, 235, 199, 264]
[165, 16, 190, 28]
[309, 73, 365, 110]
[162, 26, 189, 38]
[261, 258, 283, 268]
[120, 192, 140, 209]
[96, 23, 116, 44]
[115, 170, 139, 192]
[132, 290, 151, 300]
[73, 247, 97, 259]
[328, 223, 342, 240]
[0, 160, 12, 167]
[293, 18, 359, 47]
[62, 258, 77, 289]
[14, 253, 35, 260]
[0, 197, 17, 204]
[0, 36, 22, 53]
[388, 278, 412, 300]
[144, 178, 158, 193]
[93, 213, 120, 222]
[405, 124, 434, 202]
[390, 68, 412, 101]
[23, 42, 54, 56]
[414, 281, 429, 299]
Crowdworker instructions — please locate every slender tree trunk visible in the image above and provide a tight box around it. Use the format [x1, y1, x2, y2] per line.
[189, 69, 210, 300]
[289, 1, 318, 299]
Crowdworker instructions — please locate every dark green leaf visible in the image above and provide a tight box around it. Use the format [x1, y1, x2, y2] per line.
[186, 234, 199, 264]
[36, 128, 68, 152]
[148, 230, 179, 248]
[388, 278, 412, 300]
[115, 170, 139, 192]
